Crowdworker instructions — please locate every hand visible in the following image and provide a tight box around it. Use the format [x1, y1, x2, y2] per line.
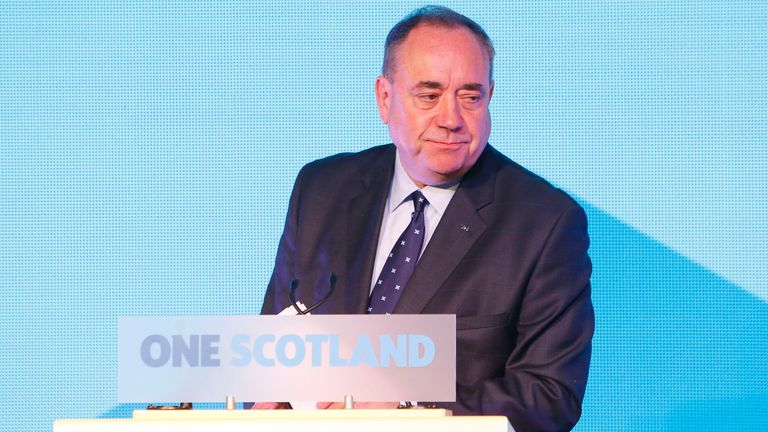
[251, 402, 291, 409]
[316, 401, 400, 409]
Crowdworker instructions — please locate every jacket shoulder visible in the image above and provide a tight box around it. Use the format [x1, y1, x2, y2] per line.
[299, 145, 394, 180]
[488, 146, 582, 212]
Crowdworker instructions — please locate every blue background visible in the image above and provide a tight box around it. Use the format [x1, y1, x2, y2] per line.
[1, 1, 766, 430]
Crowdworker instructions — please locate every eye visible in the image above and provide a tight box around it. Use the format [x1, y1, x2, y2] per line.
[418, 93, 439, 102]
[460, 93, 484, 108]
[414, 93, 441, 109]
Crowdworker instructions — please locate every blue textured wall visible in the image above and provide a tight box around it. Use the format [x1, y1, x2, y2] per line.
[1, 2, 765, 431]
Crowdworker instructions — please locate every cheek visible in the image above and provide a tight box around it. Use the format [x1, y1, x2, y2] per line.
[470, 136, 489, 157]
[469, 114, 491, 146]
[479, 112, 492, 136]
[402, 119, 431, 149]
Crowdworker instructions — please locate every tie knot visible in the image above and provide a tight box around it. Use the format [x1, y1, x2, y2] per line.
[411, 190, 428, 214]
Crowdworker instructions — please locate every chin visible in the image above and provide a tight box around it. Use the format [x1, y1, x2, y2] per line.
[424, 168, 464, 185]
[426, 158, 467, 178]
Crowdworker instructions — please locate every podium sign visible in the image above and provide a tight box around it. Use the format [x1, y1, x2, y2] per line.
[118, 315, 455, 403]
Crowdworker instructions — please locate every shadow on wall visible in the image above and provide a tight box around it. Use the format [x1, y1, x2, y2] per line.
[101, 201, 768, 431]
[578, 201, 768, 431]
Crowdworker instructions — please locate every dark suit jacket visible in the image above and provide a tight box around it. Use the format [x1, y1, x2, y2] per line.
[262, 144, 594, 432]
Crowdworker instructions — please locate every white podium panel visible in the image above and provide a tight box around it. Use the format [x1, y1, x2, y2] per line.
[54, 409, 514, 432]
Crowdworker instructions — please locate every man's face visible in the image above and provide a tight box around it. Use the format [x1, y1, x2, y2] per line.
[376, 24, 493, 187]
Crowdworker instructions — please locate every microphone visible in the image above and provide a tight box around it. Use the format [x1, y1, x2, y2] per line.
[289, 272, 337, 315]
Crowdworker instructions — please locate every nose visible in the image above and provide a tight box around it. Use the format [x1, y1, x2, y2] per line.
[435, 96, 464, 131]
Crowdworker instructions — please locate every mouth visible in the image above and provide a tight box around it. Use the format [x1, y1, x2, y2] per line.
[425, 139, 469, 147]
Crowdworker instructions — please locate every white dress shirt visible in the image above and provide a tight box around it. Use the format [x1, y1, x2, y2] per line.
[369, 151, 459, 293]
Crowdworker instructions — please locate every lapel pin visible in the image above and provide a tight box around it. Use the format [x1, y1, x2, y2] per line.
[460, 224, 470, 232]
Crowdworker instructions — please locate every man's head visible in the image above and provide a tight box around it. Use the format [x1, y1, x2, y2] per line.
[376, 6, 495, 187]
[381, 6, 495, 83]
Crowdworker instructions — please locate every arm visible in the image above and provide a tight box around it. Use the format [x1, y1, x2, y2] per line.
[261, 167, 305, 315]
[442, 204, 594, 432]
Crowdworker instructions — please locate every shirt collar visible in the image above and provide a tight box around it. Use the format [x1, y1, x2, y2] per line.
[389, 151, 459, 216]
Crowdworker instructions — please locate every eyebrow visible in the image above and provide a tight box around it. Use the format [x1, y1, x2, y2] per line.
[414, 81, 486, 94]
[460, 83, 485, 93]
[415, 81, 443, 89]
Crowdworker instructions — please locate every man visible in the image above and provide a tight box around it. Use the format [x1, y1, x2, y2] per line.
[260, 6, 593, 431]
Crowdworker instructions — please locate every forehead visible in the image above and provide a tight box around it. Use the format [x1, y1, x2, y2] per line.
[391, 24, 491, 86]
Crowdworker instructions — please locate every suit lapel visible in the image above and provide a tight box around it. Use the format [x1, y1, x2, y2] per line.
[394, 147, 498, 314]
[341, 147, 396, 313]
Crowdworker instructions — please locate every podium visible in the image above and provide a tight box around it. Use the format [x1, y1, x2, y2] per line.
[54, 409, 514, 431]
[96, 315, 509, 430]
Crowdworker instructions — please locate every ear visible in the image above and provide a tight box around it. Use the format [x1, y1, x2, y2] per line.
[375, 75, 392, 124]
[488, 80, 495, 102]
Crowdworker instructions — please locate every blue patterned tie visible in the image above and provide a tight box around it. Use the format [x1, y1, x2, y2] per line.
[368, 190, 429, 314]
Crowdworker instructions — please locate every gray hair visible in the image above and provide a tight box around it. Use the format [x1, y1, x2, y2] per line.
[382, 5, 495, 81]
